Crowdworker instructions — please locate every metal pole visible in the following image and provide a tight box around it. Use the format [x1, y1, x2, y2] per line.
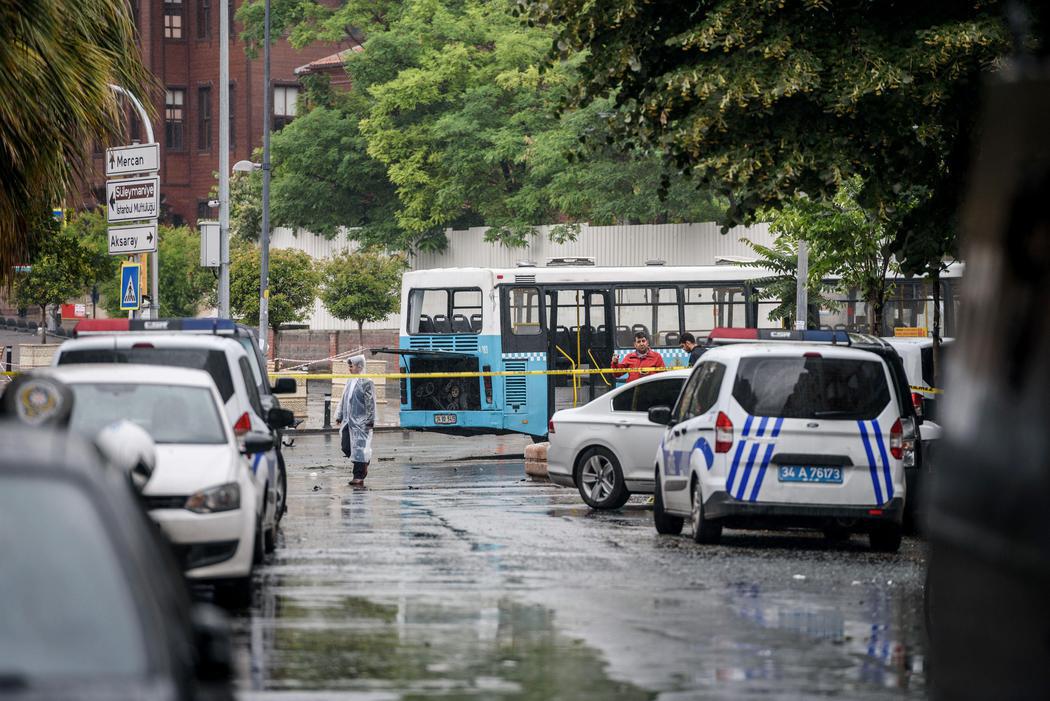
[218, 0, 231, 318]
[795, 240, 809, 330]
[259, 0, 272, 350]
[108, 84, 158, 317]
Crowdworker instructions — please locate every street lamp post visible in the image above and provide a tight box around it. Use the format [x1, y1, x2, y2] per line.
[260, 0, 272, 352]
[218, 0, 231, 318]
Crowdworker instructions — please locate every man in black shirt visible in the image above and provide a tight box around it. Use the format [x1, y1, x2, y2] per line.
[679, 332, 705, 366]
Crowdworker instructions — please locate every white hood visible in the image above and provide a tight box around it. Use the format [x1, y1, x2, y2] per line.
[144, 444, 240, 496]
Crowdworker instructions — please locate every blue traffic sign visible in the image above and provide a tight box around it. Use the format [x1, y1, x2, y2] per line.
[120, 263, 141, 311]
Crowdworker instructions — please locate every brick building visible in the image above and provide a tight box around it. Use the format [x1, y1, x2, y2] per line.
[83, 0, 346, 227]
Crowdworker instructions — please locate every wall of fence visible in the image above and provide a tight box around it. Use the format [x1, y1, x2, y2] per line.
[270, 221, 775, 331]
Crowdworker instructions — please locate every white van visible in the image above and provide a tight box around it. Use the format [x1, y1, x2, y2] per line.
[650, 344, 906, 551]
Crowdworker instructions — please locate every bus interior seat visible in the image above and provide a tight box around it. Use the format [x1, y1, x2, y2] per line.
[469, 314, 482, 332]
[631, 324, 650, 340]
[433, 314, 452, 333]
[554, 326, 572, 352]
[615, 326, 632, 347]
[418, 315, 434, 333]
[451, 314, 472, 333]
[664, 331, 680, 346]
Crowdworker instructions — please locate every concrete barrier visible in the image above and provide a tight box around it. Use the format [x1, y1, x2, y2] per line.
[524, 441, 549, 478]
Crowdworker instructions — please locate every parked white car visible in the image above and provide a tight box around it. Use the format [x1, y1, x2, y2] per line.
[35, 364, 272, 601]
[52, 333, 292, 552]
[548, 369, 690, 509]
[651, 344, 907, 551]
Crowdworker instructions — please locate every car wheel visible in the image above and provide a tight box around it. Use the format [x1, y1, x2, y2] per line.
[653, 470, 684, 535]
[252, 507, 266, 565]
[576, 447, 630, 509]
[690, 478, 722, 544]
[869, 523, 903, 553]
[275, 451, 288, 521]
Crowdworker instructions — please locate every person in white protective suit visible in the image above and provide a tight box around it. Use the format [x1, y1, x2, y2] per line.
[335, 355, 377, 487]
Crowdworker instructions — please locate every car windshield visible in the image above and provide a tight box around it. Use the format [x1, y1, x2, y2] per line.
[733, 356, 890, 420]
[68, 383, 227, 444]
[0, 476, 148, 680]
[58, 347, 236, 402]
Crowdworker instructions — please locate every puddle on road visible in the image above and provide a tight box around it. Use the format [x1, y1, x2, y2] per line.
[234, 592, 654, 700]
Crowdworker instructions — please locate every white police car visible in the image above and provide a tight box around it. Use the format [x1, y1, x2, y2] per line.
[649, 343, 906, 551]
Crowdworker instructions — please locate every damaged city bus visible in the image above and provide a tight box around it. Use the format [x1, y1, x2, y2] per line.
[390, 264, 963, 440]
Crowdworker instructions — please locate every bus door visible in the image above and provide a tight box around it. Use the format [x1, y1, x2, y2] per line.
[547, 288, 614, 416]
[500, 286, 549, 437]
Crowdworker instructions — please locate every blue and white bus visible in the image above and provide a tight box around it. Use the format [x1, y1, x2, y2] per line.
[394, 263, 962, 440]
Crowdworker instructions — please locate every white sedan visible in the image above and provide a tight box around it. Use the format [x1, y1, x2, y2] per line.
[36, 364, 272, 603]
[548, 369, 691, 509]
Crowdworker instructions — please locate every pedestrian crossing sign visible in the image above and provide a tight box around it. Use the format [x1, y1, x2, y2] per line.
[120, 263, 141, 311]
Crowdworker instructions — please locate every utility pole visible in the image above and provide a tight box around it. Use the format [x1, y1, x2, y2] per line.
[259, 0, 272, 350]
[217, 0, 231, 317]
[795, 241, 809, 331]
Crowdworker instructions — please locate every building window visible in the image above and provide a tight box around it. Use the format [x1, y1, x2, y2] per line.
[197, 86, 212, 150]
[273, 85, 298, 130]
[165, 88, 185, 150]
[164, 0, 184, 40]
[196, 0, 211, 39]
[229, 83, 236, 150]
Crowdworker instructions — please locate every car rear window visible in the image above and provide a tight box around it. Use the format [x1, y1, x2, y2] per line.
[0, 477, 148, 678]
[612, 377, 685, 412]
[58, 348, 235, 402]
[68, 384, 227, 444]
[733, 356, 891, 420]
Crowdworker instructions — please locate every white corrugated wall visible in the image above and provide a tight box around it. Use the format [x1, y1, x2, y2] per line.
[270, 222, 775, 330]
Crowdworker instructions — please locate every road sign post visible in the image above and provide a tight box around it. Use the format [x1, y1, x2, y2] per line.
[120, 263, 141, 311]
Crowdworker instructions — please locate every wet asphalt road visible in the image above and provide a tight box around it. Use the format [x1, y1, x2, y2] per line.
[231, 432, 927, 700]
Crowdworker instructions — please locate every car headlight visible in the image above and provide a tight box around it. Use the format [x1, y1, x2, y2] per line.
[185, 483, 240, 514]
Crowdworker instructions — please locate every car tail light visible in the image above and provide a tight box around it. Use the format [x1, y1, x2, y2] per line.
[715, 411, 733, 453]
[131, 342, 154, 349]
[911, 392, 924, 418]
[890, 418, 903, 460]
[233, 412, 252, 435]
[548, 419, 556, 435]
[803, 351, 822, 358]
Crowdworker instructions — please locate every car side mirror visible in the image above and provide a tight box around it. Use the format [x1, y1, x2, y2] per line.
[648, 405, 674, 425]
[191, 603, 233, 682]
[266, 406, 295, 430]
[240, 431, 274, 455]
[272, 377, 297, 394]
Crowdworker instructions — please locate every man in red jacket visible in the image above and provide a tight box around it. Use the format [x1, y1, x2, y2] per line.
[611, 331, 666, 382]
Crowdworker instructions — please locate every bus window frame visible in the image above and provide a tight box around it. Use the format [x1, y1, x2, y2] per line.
[681, 283, 750, 339]
[611, 284, 683, 348]
[407, 286, 484, 336]
[500, 285, 549, 353]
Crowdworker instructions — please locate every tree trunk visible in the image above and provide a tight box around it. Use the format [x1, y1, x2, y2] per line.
[39, 305, 47, 343]
[357, 321, 365, 350]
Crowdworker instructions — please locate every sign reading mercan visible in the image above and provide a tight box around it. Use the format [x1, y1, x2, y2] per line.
[108, 222, 157, 255]
[105, 143, 159, 177]
[107, 176, 160, 223]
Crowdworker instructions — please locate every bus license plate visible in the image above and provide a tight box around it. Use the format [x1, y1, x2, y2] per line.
[434, 413, 458, 425]
[778, 466, 842, 484]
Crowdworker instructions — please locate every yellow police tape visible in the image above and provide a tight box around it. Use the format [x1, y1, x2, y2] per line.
[0, 367, 944, 394]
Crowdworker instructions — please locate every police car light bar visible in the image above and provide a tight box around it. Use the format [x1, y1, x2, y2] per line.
[73, 318, 239, 337]
[706, 328, 851, 345]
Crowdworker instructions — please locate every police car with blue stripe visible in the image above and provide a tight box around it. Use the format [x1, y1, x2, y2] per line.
[649, 340, 907, 551]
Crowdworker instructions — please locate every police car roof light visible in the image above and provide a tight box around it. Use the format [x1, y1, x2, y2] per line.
[72, 319, 130, 336]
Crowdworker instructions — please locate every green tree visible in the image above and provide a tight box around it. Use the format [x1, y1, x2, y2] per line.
[529, 0, 1039, 275]
[740, 236, 834, 329]
[319, 251, 406, 346]
[767, 178, 908, 335]
[239, 0, 723, 250]
[229, 245, 319, 332]
[14, 213, 98, 338]
[0, 0, 151, 283]
[71, 209, 213, 318]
